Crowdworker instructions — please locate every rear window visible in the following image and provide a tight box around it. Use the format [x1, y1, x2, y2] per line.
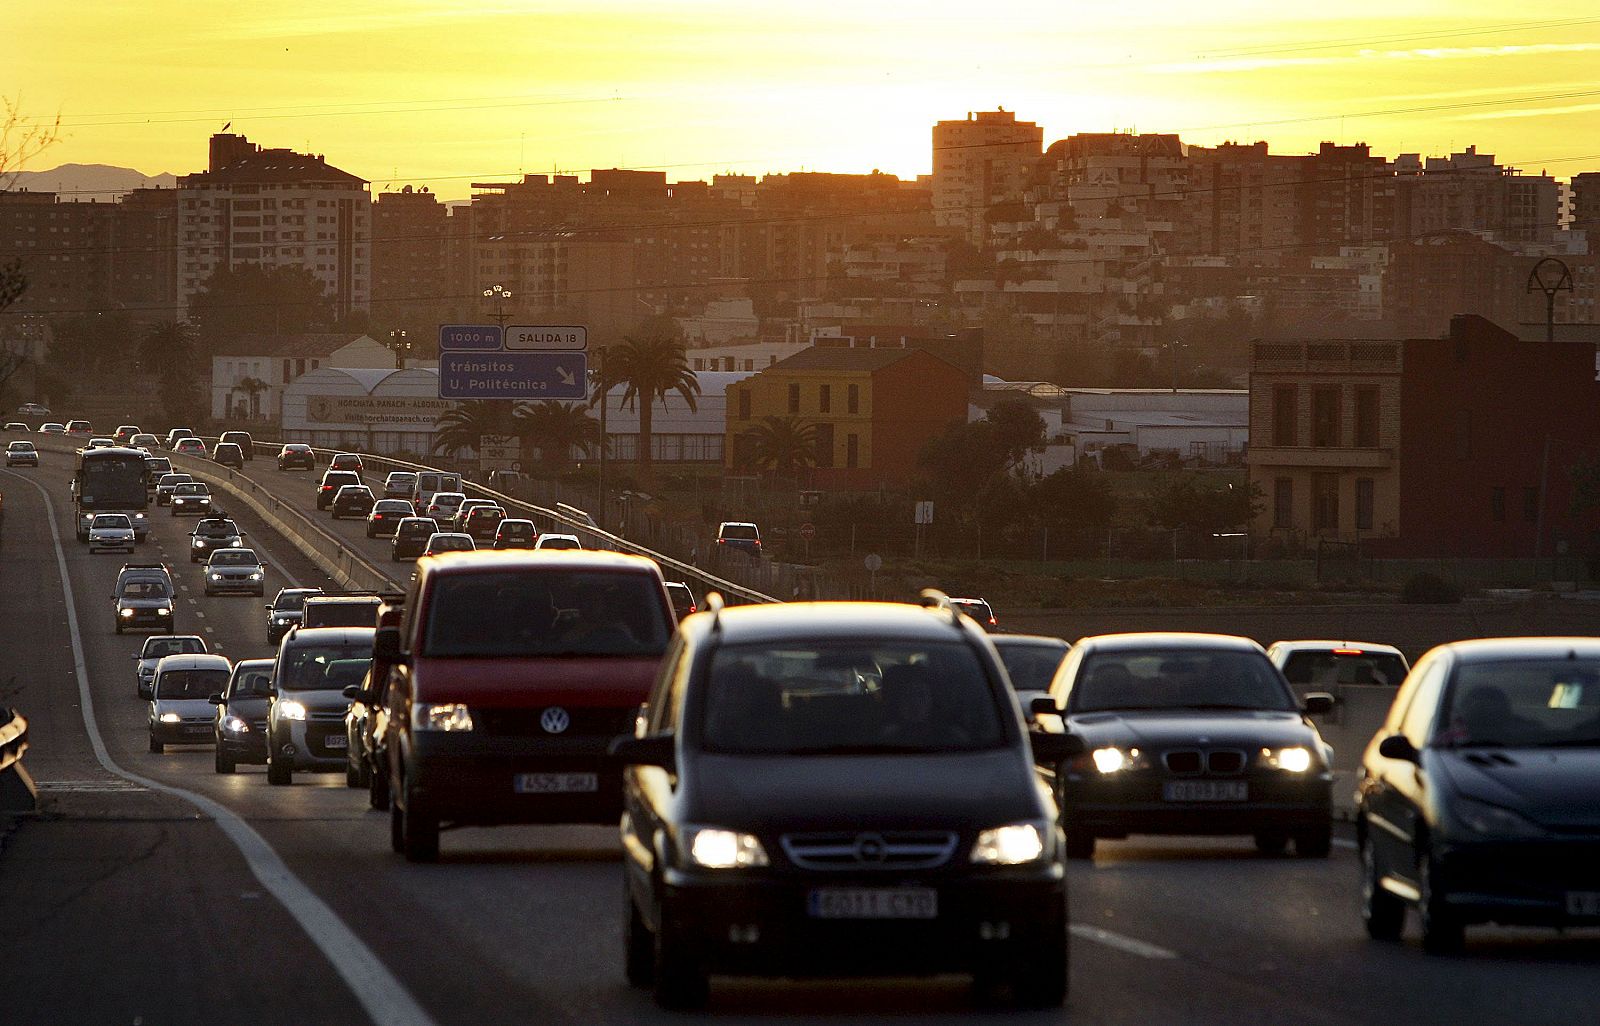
[1281, 650, 1408, 687]
[996, 640, 1070, 691]
[279, 643, 374, 691]
[700, 640, 1006, 755]
[121, 580, 170, 599]
[720, 524, 759, 540]
[156, 668, 230, 699]
[302, 600, 380, 628]
[144, 637, 204, 658]
[422, 571, 672, 658]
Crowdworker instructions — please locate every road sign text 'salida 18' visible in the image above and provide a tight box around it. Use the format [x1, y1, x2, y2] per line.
[436, 323, 588, 400]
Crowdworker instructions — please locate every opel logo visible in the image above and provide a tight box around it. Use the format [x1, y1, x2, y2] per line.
[540, 707, 571, 734]
[854, 833, 888, 863]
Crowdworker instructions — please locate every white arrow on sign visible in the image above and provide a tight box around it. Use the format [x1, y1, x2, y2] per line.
[556, 365, 576, 387]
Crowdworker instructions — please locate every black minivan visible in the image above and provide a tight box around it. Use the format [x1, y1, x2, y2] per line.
[611, 592, 1080, 1009]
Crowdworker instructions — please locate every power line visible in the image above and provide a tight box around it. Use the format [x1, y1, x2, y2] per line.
[1200, 15, 1600, 60]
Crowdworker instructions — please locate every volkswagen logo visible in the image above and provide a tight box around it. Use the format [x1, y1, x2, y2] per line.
[540, 707, 571, 734]
[853, 833, 888, 863]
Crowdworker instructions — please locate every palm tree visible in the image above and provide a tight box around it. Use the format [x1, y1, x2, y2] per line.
[432, 401, 520, 458]
[740, 415, 819, 477]
[138, 321, 195, 378]
[515, 401, 600, 470]
[591, 326, 700, 480]
[232, 376, 270, 419]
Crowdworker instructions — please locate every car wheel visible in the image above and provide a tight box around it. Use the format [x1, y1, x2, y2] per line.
[369, 761, 391, 811]
[345, 756, 362, 789]
[624, 890, 655, 988]
[389, 796, 405, 853]
[651, 912, 709, 1010]
[1063, 826, 1095, 860]
[215, 747, 235, 774]
[1294, 824, 1332, 859]
[266, 756, 292, 786]
[115, 623, 123, 635]
[1361, 833, 1405, 941]
[1419, 849, 1465, 954]
[396, 790, 439, 862]
[1254, 831, 1289, 856]
[148, 736, 163, 754]
[1009, 930, 1069, 1008]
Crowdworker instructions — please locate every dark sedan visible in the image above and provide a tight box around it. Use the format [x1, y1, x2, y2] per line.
[317, 471, 361, 511]
[1357, 637, 1600, 953]
[278, 443, 315, 470]
[331, 484, 376, 519]
[390, 517, 439, 561]
[212, 658, 274, 772]
[1034, 632, 1335, 860]
[365, 498, 415, 537]
[189, 517, 244, 562]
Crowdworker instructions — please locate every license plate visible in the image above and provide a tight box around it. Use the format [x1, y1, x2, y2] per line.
[1163, 780, 1248, 802]
[808, 888, 938, 920]
[323, 735, 348, 749]
[1567, 891, 1600, 917]
[182, 725, 211, 735]
[514, 772, 598, 794]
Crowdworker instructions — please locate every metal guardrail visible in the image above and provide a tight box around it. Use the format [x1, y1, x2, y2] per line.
[196, 436, 779, 605]
[0, 706, 36, 814]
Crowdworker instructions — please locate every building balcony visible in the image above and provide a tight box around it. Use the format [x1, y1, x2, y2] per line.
[1247, 445, 1393, 469]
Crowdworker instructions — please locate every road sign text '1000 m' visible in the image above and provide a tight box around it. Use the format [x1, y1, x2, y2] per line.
[439, 352, 589, 400]
[505, 325, 587, 351]
[438, 324, 504, 351]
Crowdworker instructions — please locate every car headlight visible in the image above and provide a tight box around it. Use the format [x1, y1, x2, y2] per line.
[134, 512, 145, 521]
[685, 827, 769, 869]
[1260, 746, 1314, 773]
[413, 703, 473, 732]
[1452, 797, 1547, 840]
[971, 823, 1048, 865]
[159, 712, 181, 723]
[157, 606, 172, 615]
[1091, 746, 1146, 774]
[224, 716, 250, 734]
[277, 699, 308, 721]
[192, 539, 205, 547]
[248, 571, 263, 580]
[119, 608, 136, 618]
[272, 616, 290, 625]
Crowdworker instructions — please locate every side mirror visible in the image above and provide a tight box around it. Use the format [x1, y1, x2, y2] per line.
[1302, 692, 1337, 716]
[1029, 731, 1086, 765]
[373, 626, 406, 664]
[609, 733, 675, 770]
[266, 686, 279, 698]
[1377, 734, 1420, 764]
[208, 693, 224, 705]
[1030, 695, 1061, 719]
[342, 685, 373, 703]
[264, 603, 274, 611]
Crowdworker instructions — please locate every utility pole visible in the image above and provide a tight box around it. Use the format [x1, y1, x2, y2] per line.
[593, 345, 608, 523]
[1527, 258, 1573, 345]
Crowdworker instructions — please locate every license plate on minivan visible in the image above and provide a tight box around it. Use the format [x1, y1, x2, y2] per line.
[808, 888, 937, 919]
[514, 773, 598, 794]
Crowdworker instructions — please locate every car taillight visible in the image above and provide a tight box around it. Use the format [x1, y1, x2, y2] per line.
[717, 538, 725, 545]
[688, 605, 697, 614]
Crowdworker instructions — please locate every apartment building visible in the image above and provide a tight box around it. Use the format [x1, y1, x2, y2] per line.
[931, 110, 1043, 245]
[177, 133, 370, 320]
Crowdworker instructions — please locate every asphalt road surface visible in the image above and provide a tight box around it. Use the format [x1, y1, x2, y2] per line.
[2, 450, 1597, 1025]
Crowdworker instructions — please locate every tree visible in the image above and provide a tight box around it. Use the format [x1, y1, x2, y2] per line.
[189, 265, 335, 349]
[230, 376, 270, 419]
[984, 400, 1047, 474]
[1146, 476, 1262, 535]
[591, 324, 700, 481]
[739, 415, 819, 476]
[515, 401, 600, 470]
[1029, 466, 1117, 535]
[138, 321, 194, 378]
[432, 401, 520, 458]
[1, 99, 60, 316]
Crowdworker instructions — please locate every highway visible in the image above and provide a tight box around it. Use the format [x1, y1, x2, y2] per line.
[2, 448, 1598, 1025]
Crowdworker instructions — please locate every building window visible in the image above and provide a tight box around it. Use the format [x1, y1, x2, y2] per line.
[1523, 486, 1539, 522]
[1273, 478, 1293, 529]
[846, 433, 859, 468]
[1491, 487, 1506, 523]
[1312, 473, 1339, 532]
[1271, 385, 1297, 446]
[1355, 386, 1380, 447]
[788, 383, 800, 414]
[819, 384, 831, 413]
[1357, 477, 1375, 531]
[847, 384, 859, 414]
[738, 389, 751, 421]
[814, 423, 835, 468]
[1311, 386, 1341, 447]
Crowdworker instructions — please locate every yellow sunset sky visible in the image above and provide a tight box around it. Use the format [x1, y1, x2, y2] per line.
[7, 1, 1600, 197]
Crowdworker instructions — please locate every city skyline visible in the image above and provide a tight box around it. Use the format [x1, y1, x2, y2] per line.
[9, 3, 1600, 198]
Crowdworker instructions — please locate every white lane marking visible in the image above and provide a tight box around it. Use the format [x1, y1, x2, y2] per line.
[195, 611, 206, 619]
[204, 627, 214, 634]
[36, 779, 147, 793]
[1332, 838, 1357, 851]
[1069, 923, 1180, 960]
[3, 468, 438, 1026]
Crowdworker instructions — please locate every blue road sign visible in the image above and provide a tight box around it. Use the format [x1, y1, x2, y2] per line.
[438, 324, 503, 351]
[439, 352, 589, 400]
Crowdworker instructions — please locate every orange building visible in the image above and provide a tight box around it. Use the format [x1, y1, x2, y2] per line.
[725, 345, 968, 489]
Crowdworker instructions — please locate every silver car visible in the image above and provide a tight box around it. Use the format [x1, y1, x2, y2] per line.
[88, 513, 136, 554]
[265, 628, 375, 785]
[5, 440, 38, 467]
[203, 547, 267, 596]
[148, 653, 232, 752]
[134, 634, 208, 699]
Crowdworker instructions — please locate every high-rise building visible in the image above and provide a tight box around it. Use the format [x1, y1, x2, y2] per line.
[1392, 147, 1559, 245]
[177, 133, 371, 320]
[371, 185, 450, 329]
[931, 110, 1043, 244]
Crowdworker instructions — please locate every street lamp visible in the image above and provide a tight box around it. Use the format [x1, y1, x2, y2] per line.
[1162, 339, 1189, 392]
[1527, 257, 1573, 345]
[386, 328, 412, 369]
[483, 284, 514, 328]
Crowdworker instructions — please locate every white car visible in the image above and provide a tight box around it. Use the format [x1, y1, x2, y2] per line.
[1265, 640, 1410, 690]
[173, 436, 208, 458]
[5, 440, 39, 467]
[88, 513, 137, 554]
[533, 533, 582, 551]
[148, 653, 232, 753]
[16, 402, 50, 417]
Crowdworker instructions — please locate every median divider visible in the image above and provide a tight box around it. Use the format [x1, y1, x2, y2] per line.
[0, 707, 36, 816]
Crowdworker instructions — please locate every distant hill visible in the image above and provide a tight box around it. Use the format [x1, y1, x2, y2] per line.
[5, 163, 179, 201]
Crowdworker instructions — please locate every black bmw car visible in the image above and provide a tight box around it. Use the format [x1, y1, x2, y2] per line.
[1357, 637, 1600, 953]
[1033, 632, 1335, 859]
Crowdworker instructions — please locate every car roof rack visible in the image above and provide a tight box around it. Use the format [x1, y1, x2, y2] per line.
[918, 588, 962, 628]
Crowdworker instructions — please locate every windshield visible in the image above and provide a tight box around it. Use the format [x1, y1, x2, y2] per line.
[701, 640, 1006, 755]
[229, 668, 274, 698]
[196, 520, 239, 537]
[121, 580, 169, 600]
[93, 515, 130, 528]
[997, 640, 1071, 691]
[156, 668, 229, 700]
[1436, 658, 1600, 748]
[210, 550, 259, 567]
[174, 484, 209, 496]
[1281, 650, 1408, 688]
[78, 454, 148, 507]
[280, 643, 373, 691]
[143, 637, 204, 658]
[422, 572, 672, 658]
[1072, 649, 1296, 712]
[159, 475, 190, 486]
